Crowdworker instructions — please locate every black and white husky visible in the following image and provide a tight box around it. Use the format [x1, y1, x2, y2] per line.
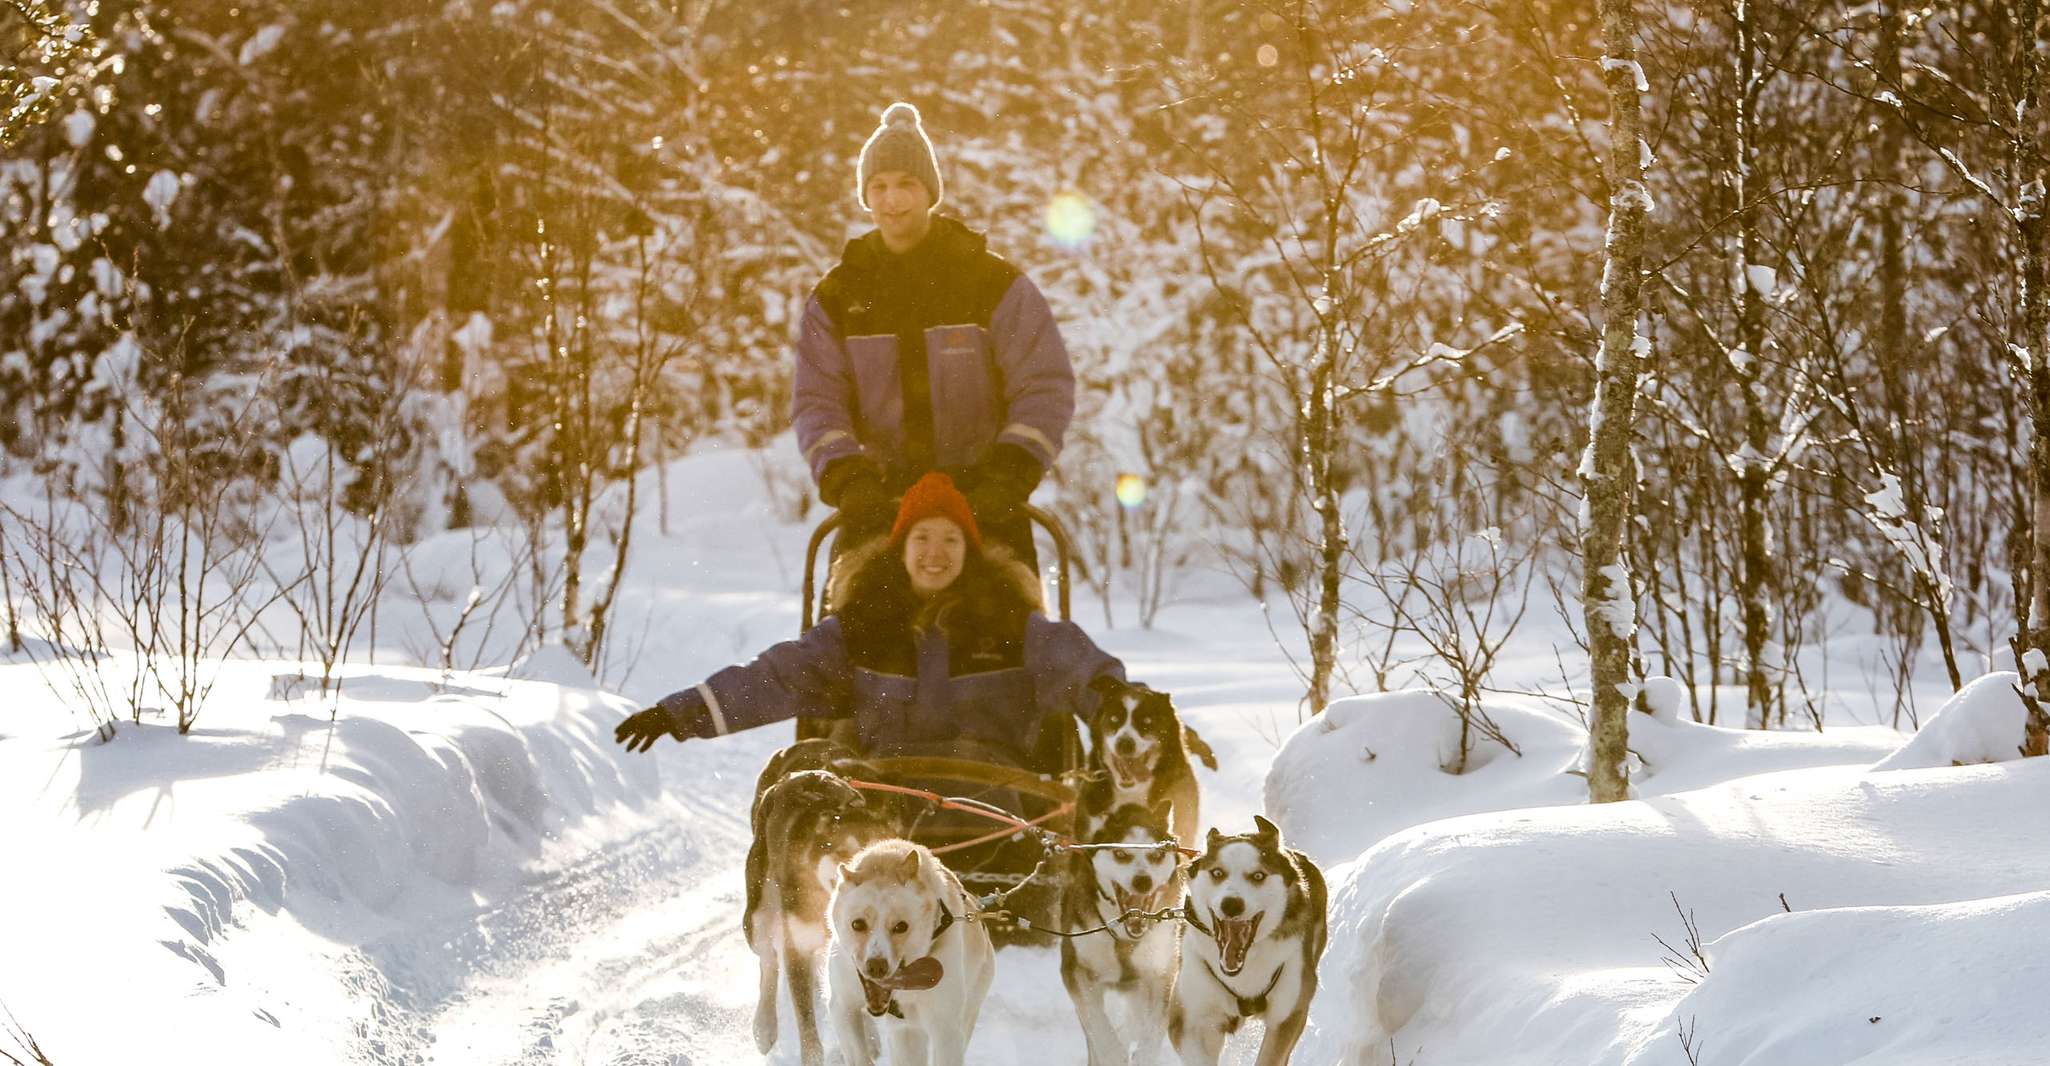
[746, 740, 901, 1066]
[1171, 815, 1327, 1066]
[1081, 677, 1219, 847]
[1059, 802, 1185, 1066]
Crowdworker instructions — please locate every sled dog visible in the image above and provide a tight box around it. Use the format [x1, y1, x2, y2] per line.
[1060, 801, 1185, 1066]
[828, 838, 996, 1066]
[1080, 677, 1218, 847]
[747, 740, 901, 1066]
[1171, 815, 1327, 1066]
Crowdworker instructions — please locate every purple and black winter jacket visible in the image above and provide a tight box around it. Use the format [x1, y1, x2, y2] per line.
[655, 613, 1122, 765]
[793, 217, 1075, 494]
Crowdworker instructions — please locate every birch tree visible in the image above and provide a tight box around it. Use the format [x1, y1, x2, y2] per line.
[2009, 0, 2050, 756]
[1584, 0, 1653, 802]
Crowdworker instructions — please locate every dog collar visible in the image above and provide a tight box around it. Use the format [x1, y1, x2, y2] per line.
[932, 901, 955, 942]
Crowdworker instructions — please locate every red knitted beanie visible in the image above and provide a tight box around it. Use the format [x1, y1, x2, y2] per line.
[890, 472, 982, 548]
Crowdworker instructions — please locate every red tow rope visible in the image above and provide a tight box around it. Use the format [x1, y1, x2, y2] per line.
[842, 777, 1076, 854]
[841, 777, 1198, 858]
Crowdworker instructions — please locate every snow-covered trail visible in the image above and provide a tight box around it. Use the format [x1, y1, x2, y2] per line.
[344, 606, 1304, 1066]
[348, 724, 770, 1066]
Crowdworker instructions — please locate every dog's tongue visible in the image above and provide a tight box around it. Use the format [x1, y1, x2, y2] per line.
[1215, 916, 1259, 974]
[1110, 751, 1151, 790]
[1116, 886, 1166, 939]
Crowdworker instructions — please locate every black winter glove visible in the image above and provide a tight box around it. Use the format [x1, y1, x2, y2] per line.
[822, 457, 895, 531]
[615, 705, 688, 753]
[838, 471, 895, 529]
[967, 444, 1043, 526]
[610, 697, 717, 754]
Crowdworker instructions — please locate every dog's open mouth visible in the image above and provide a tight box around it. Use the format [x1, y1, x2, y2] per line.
[1112, 884, 1171, 939]
[1212, 914, 1262, 975]
[858, 956, 945, 1016]
[1107, 749, 1154, 791]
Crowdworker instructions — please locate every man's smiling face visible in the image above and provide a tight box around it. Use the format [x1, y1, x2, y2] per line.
[865, 170, 935, 252]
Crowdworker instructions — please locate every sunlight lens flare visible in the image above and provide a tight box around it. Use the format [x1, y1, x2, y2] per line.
[1045, 190, 1097, 249]
[1116, 474, 1147, 509]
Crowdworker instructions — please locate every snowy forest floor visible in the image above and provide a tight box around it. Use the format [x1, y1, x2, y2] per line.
[2, 443, 2035, 1065]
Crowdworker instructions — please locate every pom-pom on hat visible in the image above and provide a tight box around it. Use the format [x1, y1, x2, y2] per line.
[857, 102, 945, 209]
[890, 471, 982, 549]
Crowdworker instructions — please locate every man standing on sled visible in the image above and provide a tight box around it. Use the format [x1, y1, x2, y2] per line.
[796, 101, 1075, 571]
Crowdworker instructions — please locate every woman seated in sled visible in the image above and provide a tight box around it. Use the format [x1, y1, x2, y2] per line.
[614, 472, 1121, 769]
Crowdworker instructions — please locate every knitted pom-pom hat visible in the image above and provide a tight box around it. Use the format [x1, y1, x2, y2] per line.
[890, 471, 981, 548]
[857, 102, 944, 209]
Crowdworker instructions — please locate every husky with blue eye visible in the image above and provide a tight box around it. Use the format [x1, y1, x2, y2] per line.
[1060, 801, 1185, 1066]
[1171, 815, 1327, 1066]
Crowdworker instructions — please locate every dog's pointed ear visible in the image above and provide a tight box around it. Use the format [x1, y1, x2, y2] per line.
[840, 860, 864, 886]
[1206, 826, 1223, 851]
[896, 847, 923, 881]
[825, 773, 863, 808]
[1253, 814, 1281, 842]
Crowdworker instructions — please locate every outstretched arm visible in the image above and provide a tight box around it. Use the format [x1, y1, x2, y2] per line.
[617, 620, 854, 750]
[1024, 615, 1125, 723]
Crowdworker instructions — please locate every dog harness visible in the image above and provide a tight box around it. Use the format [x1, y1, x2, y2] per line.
[1183, 901, 1288, 1019]
[1201, 957, 1288, 1020]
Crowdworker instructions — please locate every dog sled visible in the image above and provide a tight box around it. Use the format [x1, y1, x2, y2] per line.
[792, 505, 1085, 912]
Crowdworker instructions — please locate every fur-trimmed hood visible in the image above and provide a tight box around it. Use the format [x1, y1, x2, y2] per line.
[826, 534, 1043, 673]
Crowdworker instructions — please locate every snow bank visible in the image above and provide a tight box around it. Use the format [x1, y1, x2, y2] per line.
[1300, 759, 2050, 1065]
[1873, 669, 2031, 770]
[1266, 682, 1903, 868]
[1629, 891, 2050, 1065]
[0, 660, 668, 1064]
[1263, 688, 1585, 867]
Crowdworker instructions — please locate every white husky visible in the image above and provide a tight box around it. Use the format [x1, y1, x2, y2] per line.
[828, 839, 995, 1066]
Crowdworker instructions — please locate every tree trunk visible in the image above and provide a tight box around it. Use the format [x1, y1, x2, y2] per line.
[1728, 0, 1777, 729]
[1304, 96, 1349, 715]
[2015, 0, 2050, 757]
[0, 529, 20, 652]
[1873, 2, 1964, 693]
[1584, 0, 1652, 802]
[442, 171, 494, 530]
[1307, 350, 1344, 715]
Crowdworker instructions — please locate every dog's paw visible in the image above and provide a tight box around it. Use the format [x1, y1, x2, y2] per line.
[753, 1001, 778, 1054]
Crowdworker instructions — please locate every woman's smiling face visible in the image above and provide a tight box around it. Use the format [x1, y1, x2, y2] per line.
[902, 517, 967, 597]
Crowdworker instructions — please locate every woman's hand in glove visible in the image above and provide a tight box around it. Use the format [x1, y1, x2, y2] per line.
[614, 706, 684, 753]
